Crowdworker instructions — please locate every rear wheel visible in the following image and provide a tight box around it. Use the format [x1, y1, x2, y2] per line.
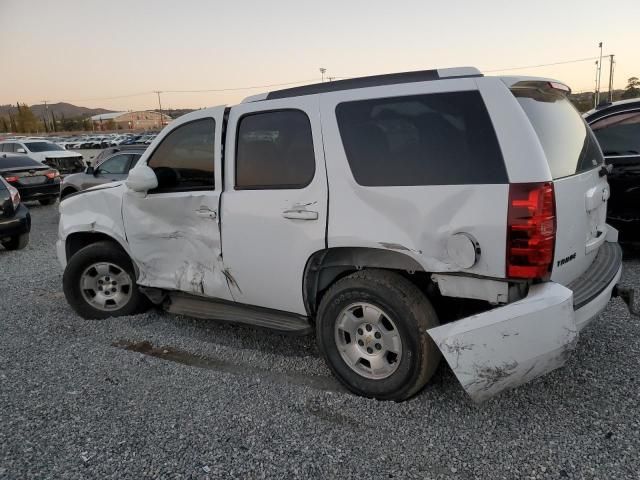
[2, 233, 29, 251]
[38, 198, 56, 206]
[63, 241, 149, 319]
[316, 269, 441, 401]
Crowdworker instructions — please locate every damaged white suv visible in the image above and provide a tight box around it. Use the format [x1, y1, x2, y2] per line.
[57, 68, 637, 402]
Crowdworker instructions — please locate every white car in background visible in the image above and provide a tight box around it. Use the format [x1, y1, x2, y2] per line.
[0, 140, 86, 176]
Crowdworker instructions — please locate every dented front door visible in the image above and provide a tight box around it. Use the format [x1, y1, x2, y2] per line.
[122, 107, 233, 301]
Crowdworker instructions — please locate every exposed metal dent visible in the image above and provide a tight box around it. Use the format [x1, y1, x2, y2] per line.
[428, 282, 578, 402]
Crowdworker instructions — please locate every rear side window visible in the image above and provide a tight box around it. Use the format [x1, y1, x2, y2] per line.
[335, 91, 507, 186]
[147, 118, 215, 192]
[235, 110, 316, 189]
[590, 110, 640, 156]
[513, 85, 603, 178]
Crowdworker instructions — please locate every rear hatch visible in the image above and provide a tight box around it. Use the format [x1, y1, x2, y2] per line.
[511, 81, 609, 285]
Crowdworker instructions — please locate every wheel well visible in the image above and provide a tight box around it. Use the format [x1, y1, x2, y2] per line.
[303, 247, 428, 317]
[60, 187, 77, 199]
[65, 232, 126, 262]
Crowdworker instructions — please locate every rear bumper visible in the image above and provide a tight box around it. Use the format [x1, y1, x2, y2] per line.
[428, 240, 623, 402]
[0, 204, 31, 239]
[16, 182, 60, 201]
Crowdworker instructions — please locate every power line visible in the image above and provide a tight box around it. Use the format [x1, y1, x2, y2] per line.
[483, 55, 611, 73]
[162, 78, 321, 94]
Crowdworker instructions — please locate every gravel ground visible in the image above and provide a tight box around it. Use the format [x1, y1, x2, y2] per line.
[1, 204, 639, 479]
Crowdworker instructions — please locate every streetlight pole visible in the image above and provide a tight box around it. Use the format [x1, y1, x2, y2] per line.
[596, 42, 603, 105]
[594, 60, 599, 109]
[319, 68, 326, 82]
[608, 54, 615, 102]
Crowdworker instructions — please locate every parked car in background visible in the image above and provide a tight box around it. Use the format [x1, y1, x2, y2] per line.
[57, 68, 636, 403]
[0, 153, 61, 205]
[0, 175, 30, 250]
[60, 149, 145, 199]
[0, 140, 85, 176]
[584, 99, 640, 240]
[92, 145, 147, 164]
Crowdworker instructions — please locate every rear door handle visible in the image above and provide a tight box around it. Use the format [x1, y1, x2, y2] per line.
[282, 209, 318, 220]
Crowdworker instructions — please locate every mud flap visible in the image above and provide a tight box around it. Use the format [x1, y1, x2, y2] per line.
[428, 283, 578, 402]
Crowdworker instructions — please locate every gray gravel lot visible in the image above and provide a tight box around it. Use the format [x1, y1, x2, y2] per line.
[1, 203, 639, 479]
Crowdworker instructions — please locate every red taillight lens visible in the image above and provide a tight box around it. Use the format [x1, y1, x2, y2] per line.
[45, 171, 60, 179]
[507, 182, 556, 279]
[4, 175, 19, 183]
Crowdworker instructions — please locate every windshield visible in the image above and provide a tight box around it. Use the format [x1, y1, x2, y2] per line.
[24, 141, 64, 152]
[512, 85, 603, 179]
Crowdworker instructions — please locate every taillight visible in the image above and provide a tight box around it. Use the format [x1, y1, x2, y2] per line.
[7, 184, 20, 210]
[46, 171, 60, 179]
[506, 182, 556, 279]
[4, 175, 18, 183]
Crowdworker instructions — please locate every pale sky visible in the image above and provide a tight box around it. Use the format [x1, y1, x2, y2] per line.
[1, 0, 638, 111]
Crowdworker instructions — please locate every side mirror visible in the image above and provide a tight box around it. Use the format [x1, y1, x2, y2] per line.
[126, 165, 158, 193]
[16, 148, 26, 154]
[85, 166, 95, 175]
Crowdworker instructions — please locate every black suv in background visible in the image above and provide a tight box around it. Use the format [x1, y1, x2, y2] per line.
[0, 176, 30, 250]
[585, 99, 640, 240]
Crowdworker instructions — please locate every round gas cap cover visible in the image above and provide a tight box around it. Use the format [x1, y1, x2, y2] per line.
[447, 233, 479, 269]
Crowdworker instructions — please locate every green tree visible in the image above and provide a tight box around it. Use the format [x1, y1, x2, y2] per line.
[15, 103, 40, 133]
[621, 77, 640, 100]
[0, 117, 8, 133]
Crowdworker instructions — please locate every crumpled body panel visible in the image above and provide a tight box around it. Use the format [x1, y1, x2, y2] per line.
[428, 282, 578, 402]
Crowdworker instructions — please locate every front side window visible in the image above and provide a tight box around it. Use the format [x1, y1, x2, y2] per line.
[129, 154, 143, 170]
[336, 91, 507, 186]
[147, 118, 215, 192]
[97, 154, 131, 174]
[236, 110, 316, 189]
[590, 110, 640, 157]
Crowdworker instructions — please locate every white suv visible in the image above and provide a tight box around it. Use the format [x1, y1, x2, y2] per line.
[56, 67, 636, 402]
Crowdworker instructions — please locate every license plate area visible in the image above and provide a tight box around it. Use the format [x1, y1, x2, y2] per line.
[19, 176, 45, 185]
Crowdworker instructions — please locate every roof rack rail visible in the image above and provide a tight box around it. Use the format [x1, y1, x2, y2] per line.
[242, 67, 482, 102]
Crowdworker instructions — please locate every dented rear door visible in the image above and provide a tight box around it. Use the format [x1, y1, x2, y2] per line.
[122, 107, 233, 301]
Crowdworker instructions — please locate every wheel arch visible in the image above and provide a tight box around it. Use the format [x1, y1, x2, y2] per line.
[303, 247, 427, 316]
[65, 231, 135, 274]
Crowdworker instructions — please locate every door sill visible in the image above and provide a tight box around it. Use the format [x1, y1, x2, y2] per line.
[165, 292, 312, 335]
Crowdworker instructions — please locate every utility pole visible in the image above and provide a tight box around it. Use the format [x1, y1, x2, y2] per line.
[154, 91, 164, 129]
[319, 68, 326, 82]
[608, 54, 615, 102]
[596, 42, 603, 105]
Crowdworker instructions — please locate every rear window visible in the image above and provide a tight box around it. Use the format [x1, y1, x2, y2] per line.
[512, 85, 603, 179]
[24, 141, 64, 152]
[0, 155, 44, 169]
[335, 91, 507, 186]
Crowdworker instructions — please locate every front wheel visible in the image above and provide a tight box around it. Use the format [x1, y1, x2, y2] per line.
[316, 269, 441, 401]
[2, 233, 29, 250]
[63, 241, 149, 319]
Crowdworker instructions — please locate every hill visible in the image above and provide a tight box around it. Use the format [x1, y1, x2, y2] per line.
[0, 102, 113, 119]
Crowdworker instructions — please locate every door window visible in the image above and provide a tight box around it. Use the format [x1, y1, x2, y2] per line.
[235, 110, 315, 189]
[2, 143, 16, 152]
[97, 154, 131, 174]
[147, 118, 215, 192]
[590, 110, 640, 156]
[129, 154, 143, 171]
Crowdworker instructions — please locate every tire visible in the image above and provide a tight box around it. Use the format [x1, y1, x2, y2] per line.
[2, 233, 29, 251]
[60, 188, 77, 200]
[316, 269, 441, 401]
[62, 241, 149, 319]
[38, 198, 56, 206]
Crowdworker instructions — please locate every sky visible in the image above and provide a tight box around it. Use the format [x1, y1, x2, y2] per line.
[1, 0, 639, 111]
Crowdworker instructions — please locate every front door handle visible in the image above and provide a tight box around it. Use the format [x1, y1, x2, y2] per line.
[196, 207, 217, 219]
[282, 209, 318, 220]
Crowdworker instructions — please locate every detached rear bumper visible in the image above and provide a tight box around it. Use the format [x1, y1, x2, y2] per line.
[428, 241, 623, 403]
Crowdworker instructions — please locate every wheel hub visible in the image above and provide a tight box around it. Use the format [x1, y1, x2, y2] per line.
[79, 262, 133, 312]
[334, 302, 403, 380]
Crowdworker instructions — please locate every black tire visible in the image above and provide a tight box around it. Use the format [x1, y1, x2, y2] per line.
[38, 198, 56, 206]
[60, 188, 77, 200]
[316, 269, 441, 401]
[62, 241, 149, 319]
[2, 233, 29, 251]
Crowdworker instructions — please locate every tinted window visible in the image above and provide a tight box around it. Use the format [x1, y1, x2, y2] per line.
[336, 91, 507, 186]
[24, 142, 64, 152]
[236, 110, 315, 189]
[147, 118, 215, 192]
[0, 155, 45, 169]
[590, 110, 640, 156]
[2, 143, 15, 152]
[98, 154, 131, 174]
[513, 86, 603, 178]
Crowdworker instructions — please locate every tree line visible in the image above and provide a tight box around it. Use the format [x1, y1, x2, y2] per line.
[1, 103, 93, 133]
